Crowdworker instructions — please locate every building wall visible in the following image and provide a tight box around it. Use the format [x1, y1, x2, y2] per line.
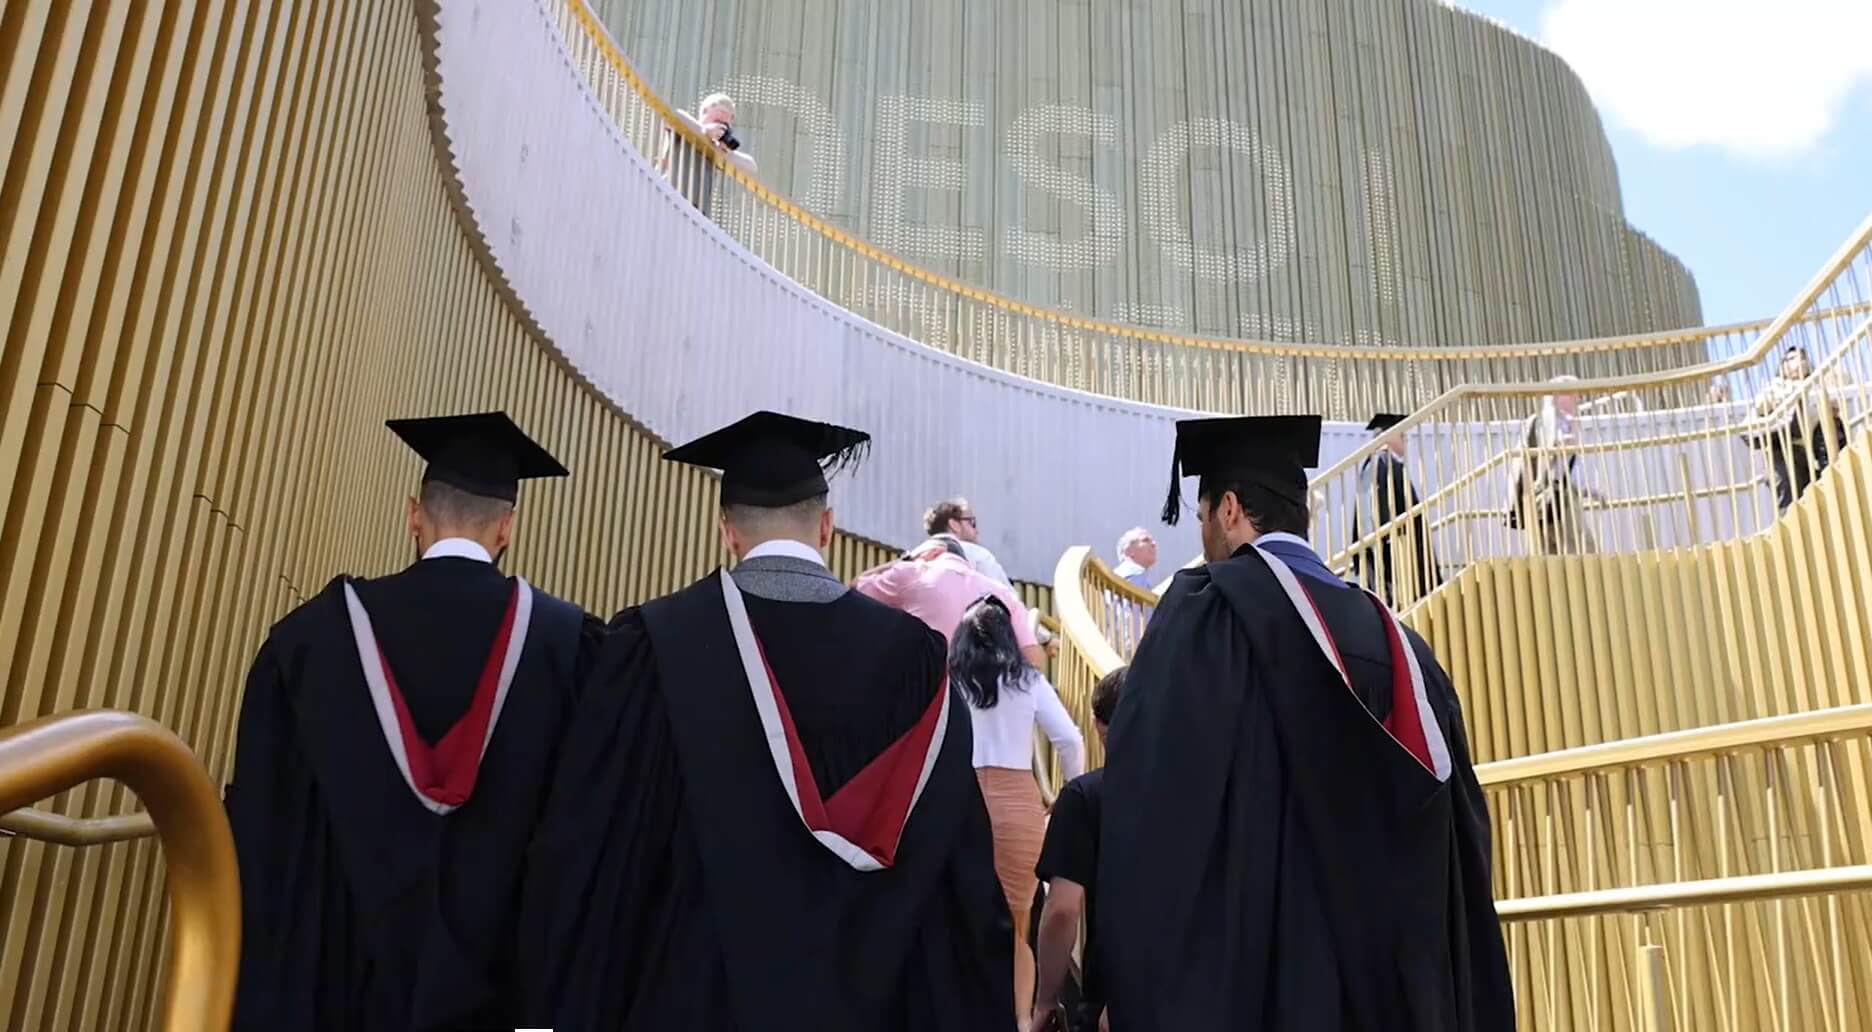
[594, 0, 1702, 348]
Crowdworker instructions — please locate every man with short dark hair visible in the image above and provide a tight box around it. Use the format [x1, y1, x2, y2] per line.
[226, 411, 603, 1031]
[1098, 415, 1512, 1030]
[1027, 666, 1127, 1032]
[520, 411, 1012, 1030]
[923, 495, 1012, 585]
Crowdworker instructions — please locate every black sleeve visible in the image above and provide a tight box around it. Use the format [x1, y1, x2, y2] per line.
[226, 634, 292, 1027]
[225, 631, 344, 1032]
[1409, 630, 1515, 1029]
[1035, 779, 1097, 887]
[943, 719, 1018, 1023]
[1099, 573, 1263, 1024]
[573, 611, 609, 688]
[517, 608, 704, 1028]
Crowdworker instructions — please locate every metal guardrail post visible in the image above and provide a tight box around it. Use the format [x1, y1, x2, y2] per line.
[1637, 943, 1674, 1032]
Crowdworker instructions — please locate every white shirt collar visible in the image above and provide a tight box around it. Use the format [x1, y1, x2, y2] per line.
[422, 537, 493, 563]
[1113, 558, 1146, 576]
[743, 538, 827, 567]
[1254, 531, 1315, 553]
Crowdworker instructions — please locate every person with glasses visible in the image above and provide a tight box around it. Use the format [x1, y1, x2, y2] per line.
[923, 496, 1012, 585]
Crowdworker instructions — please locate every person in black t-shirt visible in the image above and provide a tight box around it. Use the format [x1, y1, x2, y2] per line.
[1027, 666, 1126, 1032]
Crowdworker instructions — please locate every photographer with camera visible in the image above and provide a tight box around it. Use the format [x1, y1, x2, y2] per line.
[695, 92, 745, 153]
[655, 91, 757, 214]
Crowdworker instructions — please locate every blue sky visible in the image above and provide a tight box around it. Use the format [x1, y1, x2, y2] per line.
[1457, 0, 1871, 326]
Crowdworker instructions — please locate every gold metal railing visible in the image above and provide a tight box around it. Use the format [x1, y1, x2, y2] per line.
[1048, 215, 1872, 720]
[1500, 874, 1872, 1032]
[1048, 546, 1157, 773]
[1478, 704, 1872, 1031]
[1305, 215, 1872, 762]
[1314, 212, 1872, 605]
[550, 0, 1797, 419]
[0, 806, 155, 845]
[0, 712, 238, 1032]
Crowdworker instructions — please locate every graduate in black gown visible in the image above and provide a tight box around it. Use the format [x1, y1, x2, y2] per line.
[518, 411, 1012, 1030]
[224, 412, 605, 1031]
[1352, 412, 1443, 608]
[1099, 415, 1514, 1031]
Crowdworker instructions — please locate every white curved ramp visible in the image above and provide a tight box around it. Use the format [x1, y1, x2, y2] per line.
[427, 0, 1259, 580]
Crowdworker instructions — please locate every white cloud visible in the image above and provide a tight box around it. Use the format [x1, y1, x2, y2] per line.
[1538, 0, 1872, 158]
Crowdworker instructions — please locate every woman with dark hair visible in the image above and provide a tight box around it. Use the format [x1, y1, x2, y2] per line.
[949, 596, 1086, 1025]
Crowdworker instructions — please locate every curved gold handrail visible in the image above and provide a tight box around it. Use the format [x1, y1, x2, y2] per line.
[554, 0, 1769, 394]
[1311, 211, 1872, 489]
[0, 711, 238, 1032]
[1496, 865, 1872, 922]
[1, 806, 156, 845]
[1050, 546, 1128, 679]
[1475, 702, 1872, 787]
[1320, 323, 1868, 578]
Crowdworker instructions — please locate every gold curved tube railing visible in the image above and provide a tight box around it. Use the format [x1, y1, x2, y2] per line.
[1048, 546, 1147, 775]
[1475, 703, 1872, 787]
[549, 0, 1798, 419]
[0, 806, 156, 845]
[0, 712, 239, 1032]
[1090, 214, 1870, 623]
[1311, 210, 1872, 596]
[1499, 871, 1872, 1032]
[1495, 865, 1872, 924]
[1481, 702, 1872, 1031]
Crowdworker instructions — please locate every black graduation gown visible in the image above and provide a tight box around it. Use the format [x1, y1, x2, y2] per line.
[225, 558, 602, 1031]
[1353, 451, 1443, 607]
[1099, 546, 1513, 1031]
[518, 571, 1013, 1030]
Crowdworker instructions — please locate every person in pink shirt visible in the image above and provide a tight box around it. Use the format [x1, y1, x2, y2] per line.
[854, 539, 1048, 671]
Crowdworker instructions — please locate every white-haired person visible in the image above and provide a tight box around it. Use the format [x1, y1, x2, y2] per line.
[655, 91, 757, 213]
[1507, 374, 1601, 555]
[1111, 527, 1157, 592]
[1109, 526, 1157, 655]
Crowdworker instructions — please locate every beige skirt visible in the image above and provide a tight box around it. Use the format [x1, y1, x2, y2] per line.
[976, 766, 1047, 921]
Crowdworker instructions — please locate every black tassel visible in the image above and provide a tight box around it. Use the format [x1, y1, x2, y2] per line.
[820, 436, 871, 482]
[1161, 455, 1183, 525]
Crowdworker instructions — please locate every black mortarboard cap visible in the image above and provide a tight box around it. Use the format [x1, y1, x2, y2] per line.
[385, 411, 568, 503]
[1161, 414, 1322, 525]
[1366, 412, 1407, 432]
[663, 410, 870, 507]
